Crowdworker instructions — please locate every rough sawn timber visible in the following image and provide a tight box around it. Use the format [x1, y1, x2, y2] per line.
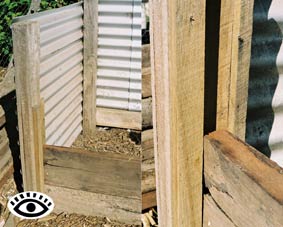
[150, 0, 205, 226]
[204, 130, 283, 227]
[217, 0, 254, 139]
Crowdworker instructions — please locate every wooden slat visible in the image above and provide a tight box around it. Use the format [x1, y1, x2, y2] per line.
[203, 194, 235, 227]
[96, 107, 142, 130]
[204, 130, 283, 226]
[0, 158, 13, 189]
[150, 0, 205, 226]
[142, 191, 157, 210]
[12, 21, 44, 191]
[44, 145, 141, 199]
[142, 129, 154, 161]
[83, 0, 98, 136]
[142, 97, 152, 129]
[142, 67, 151, 98]
[216, 0, 254, 139]
[45, 185, 141, 225]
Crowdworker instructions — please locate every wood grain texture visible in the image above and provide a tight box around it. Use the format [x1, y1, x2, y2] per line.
[142, 67, 151, 98]
[150, 0, 205, 226]
[142, 190, 156, 210]
[83, 0, 98, 136]
[12, 21, 44, 191]
[217, 0, 254, 139]
[204, 130, 283, 227]
[203, 194, 235, 227]
[96, 107, 142, 130]
[142, 97, 152, 129]
[44, 145, 141, 199]
[45, 184, 141, 225]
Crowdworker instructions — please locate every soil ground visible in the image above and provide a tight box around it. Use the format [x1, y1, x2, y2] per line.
[16, 213, 140, 227]
[72, 127, 141, 157]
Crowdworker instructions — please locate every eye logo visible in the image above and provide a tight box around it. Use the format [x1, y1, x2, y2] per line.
[8, 192, 54, 219]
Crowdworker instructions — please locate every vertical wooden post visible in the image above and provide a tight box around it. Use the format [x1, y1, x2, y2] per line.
[216, 0, 254, 139]
[12, 21, 44, 191]
[150, 0, 205, 226]
[83, 0, 98, 136]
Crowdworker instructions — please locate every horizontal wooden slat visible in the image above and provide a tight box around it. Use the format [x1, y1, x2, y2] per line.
[44, 145, 141, 199]
[204, 130, 283, 226]
[96, 107, 141, 130]
[45, 185, 141, 225]
[142, 191, 156, 210]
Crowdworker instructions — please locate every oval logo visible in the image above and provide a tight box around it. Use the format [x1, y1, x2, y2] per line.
[8, 191, 54, 219]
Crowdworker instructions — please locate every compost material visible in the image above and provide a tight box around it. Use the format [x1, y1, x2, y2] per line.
[17, 213, 140, 227]
[72, 128, 141, 157]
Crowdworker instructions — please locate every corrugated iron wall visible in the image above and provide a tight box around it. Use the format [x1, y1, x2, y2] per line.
[97, 0, 142, 111]
[14, 3, 84, 147]
[246, 0, 283, 166]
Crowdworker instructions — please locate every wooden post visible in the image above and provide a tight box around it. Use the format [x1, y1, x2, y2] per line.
[12, 21, 44, 192]
[150, 0, 205, 226]
[216, 0, 254, 139]
[83, 0, 98, 136]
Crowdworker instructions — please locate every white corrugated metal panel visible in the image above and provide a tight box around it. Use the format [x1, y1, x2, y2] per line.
[246, 0, 283, 167]
[14, 3, 83, 147]
[97, 0, 142, 112]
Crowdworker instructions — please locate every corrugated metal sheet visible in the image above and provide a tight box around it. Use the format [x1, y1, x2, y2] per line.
[14, 3, 84, 147]
[246, 0, 283, 166]
[97, 0, 142, 111]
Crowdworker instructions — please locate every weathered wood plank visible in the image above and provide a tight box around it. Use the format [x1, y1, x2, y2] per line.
[44, 145, 141, 199]
[12, 21, 44, 191]
[142, 67, 151, 98]
[142, 44, 150, 69]
[83, 0, 98, 136]
[45, 185, 141, 225]
[142, 190, 156, 210]
[96, 107, 142, 130]
[0, 158, 13, 189]
[203, 194, 235, 227]
[142, 97, 152, 129]
[204, 130, 283, 227]
[217, 0, 254, 139]
[150, 0, 205, 225]
[142, 129, 154, 161]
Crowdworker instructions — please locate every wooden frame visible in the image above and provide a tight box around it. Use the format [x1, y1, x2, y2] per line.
[83, 0, 98, 136]
[44, 145, 141, 224]
[150, 0, 205, 226]
[217, 0, 254, 139]
[12, 21, 44, 192]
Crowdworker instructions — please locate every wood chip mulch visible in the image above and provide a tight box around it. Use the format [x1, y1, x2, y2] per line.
[72, 128, 141, 157]
[17, 213, 140, 227]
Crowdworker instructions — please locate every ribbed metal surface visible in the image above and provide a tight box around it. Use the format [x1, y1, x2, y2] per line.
[15, 3, 84, 147]
[97, 0, 142, 111]
[246, 0, 283, 166]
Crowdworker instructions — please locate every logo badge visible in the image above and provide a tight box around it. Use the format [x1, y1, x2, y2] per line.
[8, 191, 54, 219]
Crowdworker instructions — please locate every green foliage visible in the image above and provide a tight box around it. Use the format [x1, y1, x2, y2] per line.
[0, 0, 78, 67]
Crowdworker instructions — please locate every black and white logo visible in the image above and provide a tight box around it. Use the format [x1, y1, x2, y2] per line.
[8, 191, 54, 219]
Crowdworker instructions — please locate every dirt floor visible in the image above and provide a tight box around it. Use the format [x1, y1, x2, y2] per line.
[16, 213, 140, 227]
[72, 127, 141, 157]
